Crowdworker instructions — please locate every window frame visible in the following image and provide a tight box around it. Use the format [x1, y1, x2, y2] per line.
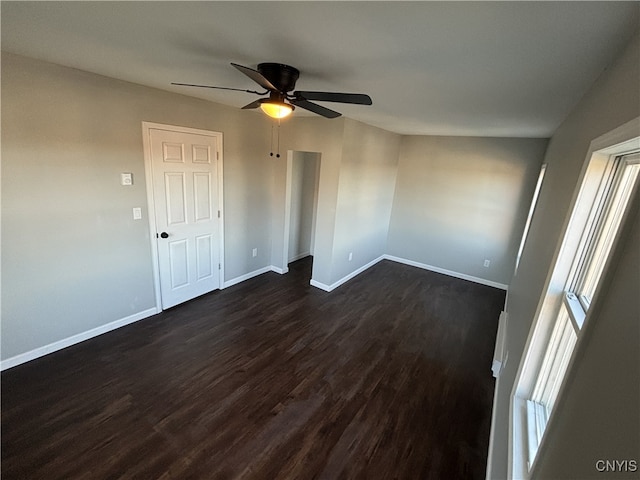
[509, 120, 640, 480]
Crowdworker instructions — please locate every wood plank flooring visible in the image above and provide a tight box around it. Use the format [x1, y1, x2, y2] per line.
[2, 258, 505, 479]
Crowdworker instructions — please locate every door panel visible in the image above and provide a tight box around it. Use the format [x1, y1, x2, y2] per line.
[163, 142, 185, 163]
[196, 234, 213, 280]
[150, 128, 220, 309]
[169, 239, 189, 288]
[165, 172, 187, 225]
[193, 172, 212, 222]
[192, 144, 211, 164]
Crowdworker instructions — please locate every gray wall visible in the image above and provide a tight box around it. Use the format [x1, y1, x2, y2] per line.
[388, 136, 548, 286]
[488, 32, 640, 479]
[1, 52, 273, 360]
[330, 119, 401, 284]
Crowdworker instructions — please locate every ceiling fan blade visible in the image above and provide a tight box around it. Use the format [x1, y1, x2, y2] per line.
[231, 63, 278, 92]
[241, 99, 265, 110]
[290, 98, 341, 119]
[171, 82, 265, 95]
[294, 91, 372, 105]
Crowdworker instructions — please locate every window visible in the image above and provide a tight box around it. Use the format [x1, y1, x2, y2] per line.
[569, 152, 640, 312]
[511, 126, 639, 480]
[515, 164, 547, 273]
[526, 151, 638, 466]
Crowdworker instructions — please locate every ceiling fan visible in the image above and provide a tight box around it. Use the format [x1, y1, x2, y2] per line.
[172, 62, 372, 119]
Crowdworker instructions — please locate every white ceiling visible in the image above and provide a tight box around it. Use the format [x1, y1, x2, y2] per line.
[2, 1, 638, 137]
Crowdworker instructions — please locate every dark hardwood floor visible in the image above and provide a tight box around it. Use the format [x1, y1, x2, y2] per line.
[2, 258, 505, 479]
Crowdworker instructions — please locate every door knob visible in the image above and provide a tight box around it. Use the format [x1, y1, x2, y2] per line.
[160, 232, 169, 239]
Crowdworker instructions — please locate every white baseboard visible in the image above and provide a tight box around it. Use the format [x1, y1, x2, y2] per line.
[270, 266, 289, 275]
[2, 257, 507, 370]
[223, 265, 291, 287]
[223, 266, 272, 288]
[309, 254, 508, 293]
[309, 279, 332, 291]
[310, 255, 385, 292]
[383, 255, 509, 290]
[0, 307, 159, 371]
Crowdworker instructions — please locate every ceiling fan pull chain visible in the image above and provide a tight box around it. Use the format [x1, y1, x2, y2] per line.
[276, 119, 281, 158]
[269, 123, 274, 157]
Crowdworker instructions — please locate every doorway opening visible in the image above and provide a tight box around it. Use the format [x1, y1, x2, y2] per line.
[284, 151, 321, 281]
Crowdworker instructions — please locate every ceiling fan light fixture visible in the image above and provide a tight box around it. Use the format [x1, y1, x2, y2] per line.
[260, 101, 293, 119]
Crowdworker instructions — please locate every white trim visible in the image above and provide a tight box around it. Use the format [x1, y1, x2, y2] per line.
[309, 279, 332, 292]
[141, 122, 225, 311]
[289, 251, 311, 263]
[486, 373, 502, 480]
[0, 308, 159, 371]
[282, 151, 321, 270]
[222, 265, 289, 287]
[526, 399, 548, 467]
[493, 311, 508, 377]
[511, 396, 530, 479]
[216, 132, 226, 289]
[222, 265, 278, 288]
[310, 255, 385, 292]
[223, 266, 271, 289]
[142, 123, 163, 312]
[515, 164, 547, 274]
[309, 254, 510, 293]
[281, 151, 293, 273]
[587, 117, 640, 154]
[383, 255, 509, 290]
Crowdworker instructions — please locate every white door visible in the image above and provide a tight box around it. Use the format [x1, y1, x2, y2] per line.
[148, 127, 222, 309]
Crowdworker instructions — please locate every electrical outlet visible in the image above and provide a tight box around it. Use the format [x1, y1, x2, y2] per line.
[484, 259, 490, 267]
[252, 248, 257, 258]
[348, 252, 353, 261]
[132, 207, 142, 220]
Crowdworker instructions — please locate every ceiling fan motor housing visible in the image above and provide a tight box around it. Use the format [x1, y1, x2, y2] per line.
[258, 63, 300, 93]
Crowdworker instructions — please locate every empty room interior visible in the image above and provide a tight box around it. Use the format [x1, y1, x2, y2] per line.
[1, 2, 639, 479]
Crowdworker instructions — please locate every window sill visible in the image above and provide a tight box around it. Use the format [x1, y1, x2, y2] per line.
[511, 396, 531, 480]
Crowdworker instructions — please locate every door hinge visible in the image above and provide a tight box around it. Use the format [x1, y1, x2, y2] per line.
[218, 263, 221, 270]
[217, 210, 221, 218]
[216, 151, 219, 160]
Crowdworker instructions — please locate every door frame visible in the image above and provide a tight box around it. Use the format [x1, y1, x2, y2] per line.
[141, 121, 225, 312]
